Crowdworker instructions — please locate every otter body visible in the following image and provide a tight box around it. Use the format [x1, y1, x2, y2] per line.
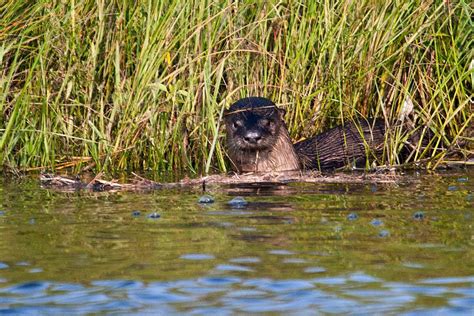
[295, 118, 386, 170]
[224, 97, 386, 173]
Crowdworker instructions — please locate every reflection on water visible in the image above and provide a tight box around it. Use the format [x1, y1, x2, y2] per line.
[0, 170, 473, 314]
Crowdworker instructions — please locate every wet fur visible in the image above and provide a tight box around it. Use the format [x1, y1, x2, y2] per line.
[294, 119, 386, 170]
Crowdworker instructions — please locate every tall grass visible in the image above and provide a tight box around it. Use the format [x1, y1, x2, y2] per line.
[1, 0, 472, 176]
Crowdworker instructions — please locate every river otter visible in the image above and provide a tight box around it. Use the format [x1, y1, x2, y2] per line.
[224, 97, 387, 172]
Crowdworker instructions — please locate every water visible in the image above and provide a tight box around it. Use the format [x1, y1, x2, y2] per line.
[0, 170, 473, 314]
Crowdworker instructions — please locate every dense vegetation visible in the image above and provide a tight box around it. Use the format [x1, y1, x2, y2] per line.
[1, 0, 472, 175]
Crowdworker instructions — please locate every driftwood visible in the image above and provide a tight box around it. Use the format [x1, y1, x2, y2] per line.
[40, 169, 402, 192]
[40, 173, 163, 192]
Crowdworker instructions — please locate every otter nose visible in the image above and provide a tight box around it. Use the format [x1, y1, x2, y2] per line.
[244, 131, 262, 144]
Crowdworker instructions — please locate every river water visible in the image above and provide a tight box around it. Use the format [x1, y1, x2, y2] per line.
[0, 170, 472, 314]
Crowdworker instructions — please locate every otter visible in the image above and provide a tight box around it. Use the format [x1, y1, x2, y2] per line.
[224, 97, 387, 173]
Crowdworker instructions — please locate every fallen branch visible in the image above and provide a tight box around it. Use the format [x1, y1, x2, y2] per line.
[40, 170, 402, 192]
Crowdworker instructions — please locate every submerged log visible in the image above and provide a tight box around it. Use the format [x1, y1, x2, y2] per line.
[40, 170, 402, 192]
[40, 173, 162, 192]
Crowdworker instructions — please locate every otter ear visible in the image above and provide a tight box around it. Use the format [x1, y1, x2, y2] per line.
[277, 108, 286, 120]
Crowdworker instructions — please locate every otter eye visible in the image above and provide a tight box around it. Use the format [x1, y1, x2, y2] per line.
[232, 120, 243, 130]
[260, 119, 273, 127]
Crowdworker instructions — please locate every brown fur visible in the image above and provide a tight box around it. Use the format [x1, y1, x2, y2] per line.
[226, 127, 300, 173]
[295, 119, 386, 170]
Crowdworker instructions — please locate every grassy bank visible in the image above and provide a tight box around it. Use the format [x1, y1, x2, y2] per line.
[1, 0, 472, 175]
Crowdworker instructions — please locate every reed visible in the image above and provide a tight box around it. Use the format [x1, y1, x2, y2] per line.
[1, 0, 472, 176]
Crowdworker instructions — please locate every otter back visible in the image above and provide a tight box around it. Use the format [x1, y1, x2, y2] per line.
[294, 119, 386, 170]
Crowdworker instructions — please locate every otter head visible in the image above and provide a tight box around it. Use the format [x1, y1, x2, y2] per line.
[224, 97, 285, 151]
[224, 97, 299, 173]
